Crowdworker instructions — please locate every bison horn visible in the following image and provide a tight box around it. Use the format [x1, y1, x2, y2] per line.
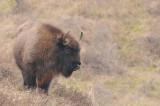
[63, 38, 70, 45]
[62, 31, 70, 40]
[79, 32, 83, 41]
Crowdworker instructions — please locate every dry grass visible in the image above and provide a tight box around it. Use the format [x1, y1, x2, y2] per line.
[1, 0, 160, 105]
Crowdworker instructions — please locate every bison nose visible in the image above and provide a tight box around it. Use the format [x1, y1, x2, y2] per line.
[77, 61, 81, 65]
[74, 61, 81, 66]
[73, 61, 81, 70]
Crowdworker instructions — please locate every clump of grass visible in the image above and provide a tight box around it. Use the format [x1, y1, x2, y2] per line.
[0, 0, 15, 11]
[50, 81, 94, 106]
[144, 35, 160, 57]
[0, 92, 14, 106]
[120, 18, 145, 35]
[118, 36, 132, 61]
[93, 85, 115, 105]
[129, 65, 157, 72]
[105, 74, 140, 92]
[0, 64, 12, 80]
[79, 6, 107, 19]
[64, 80, 89, 92]
[140, 79, 160, 99]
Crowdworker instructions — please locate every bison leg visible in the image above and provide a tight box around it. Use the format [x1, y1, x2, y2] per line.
[36, 78, 52, 92]
[36, 71, 53, 92]
[22, 70, 36, 89]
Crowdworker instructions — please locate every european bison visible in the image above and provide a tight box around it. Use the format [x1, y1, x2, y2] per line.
[13, 21, 82, 92]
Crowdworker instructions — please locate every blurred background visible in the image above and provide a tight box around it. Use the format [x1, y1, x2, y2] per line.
[0, 0, 160, 105]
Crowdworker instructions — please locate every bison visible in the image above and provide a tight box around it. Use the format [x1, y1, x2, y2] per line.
[13, 21, 82, 92]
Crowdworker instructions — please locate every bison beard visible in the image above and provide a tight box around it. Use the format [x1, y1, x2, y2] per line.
[13, 21, 82, 92]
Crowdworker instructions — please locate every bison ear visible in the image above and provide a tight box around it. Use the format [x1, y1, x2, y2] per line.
[56, 34, 63, 46]
[56, 34, 70, 46]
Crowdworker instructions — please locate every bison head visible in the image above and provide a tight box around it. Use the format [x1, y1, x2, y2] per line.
[56, 31, 82, 78]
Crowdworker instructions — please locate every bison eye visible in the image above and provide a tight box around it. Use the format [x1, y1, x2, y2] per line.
[65, 46, 72, 55]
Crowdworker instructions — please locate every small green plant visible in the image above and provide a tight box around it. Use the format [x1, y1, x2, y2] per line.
[0, 0, 15, 10]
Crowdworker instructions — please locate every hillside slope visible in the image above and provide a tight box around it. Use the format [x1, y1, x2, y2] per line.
[1, 0, 160, 105]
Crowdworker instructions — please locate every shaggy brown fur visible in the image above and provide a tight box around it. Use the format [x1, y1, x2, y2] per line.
[13, 21, 81, 92]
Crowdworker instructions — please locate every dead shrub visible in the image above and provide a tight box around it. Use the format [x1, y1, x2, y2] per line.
[0, 64, 12, 80]
[82, 22, 125, 75]
[140, 34, 160, 57]
[140, 79, 160, 99]
[146, 0, 160, 16]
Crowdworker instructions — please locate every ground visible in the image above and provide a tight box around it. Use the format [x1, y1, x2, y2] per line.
[1, 0, 160, 106]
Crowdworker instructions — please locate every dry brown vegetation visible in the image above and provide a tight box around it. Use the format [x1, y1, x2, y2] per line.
[1, 0, 160, 105]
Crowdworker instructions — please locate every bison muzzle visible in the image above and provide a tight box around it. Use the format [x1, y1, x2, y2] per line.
[13, 21, 82, 92]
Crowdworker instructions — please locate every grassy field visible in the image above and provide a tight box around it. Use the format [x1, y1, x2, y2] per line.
[1, 0, 160, 105]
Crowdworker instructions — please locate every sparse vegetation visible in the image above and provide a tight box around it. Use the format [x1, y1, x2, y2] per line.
[1, 0, 160, 105]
